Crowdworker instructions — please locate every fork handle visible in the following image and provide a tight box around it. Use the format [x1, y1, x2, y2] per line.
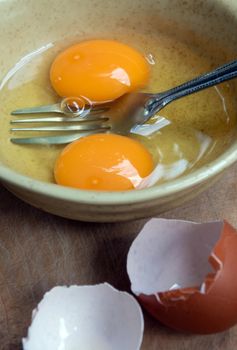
[149, 60, 237, 114]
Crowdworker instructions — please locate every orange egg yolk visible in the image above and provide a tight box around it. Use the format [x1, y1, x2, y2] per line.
[54, 134, 154, 191]
[50, 40, 150, 103]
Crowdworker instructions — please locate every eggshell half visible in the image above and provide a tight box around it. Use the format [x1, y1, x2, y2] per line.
[23, 283, 144, 350]
[127, 218, 237, 334]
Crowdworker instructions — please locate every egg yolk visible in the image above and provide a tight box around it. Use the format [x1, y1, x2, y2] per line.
[50, 40, 150, 103]
[54, 134, 154, 191]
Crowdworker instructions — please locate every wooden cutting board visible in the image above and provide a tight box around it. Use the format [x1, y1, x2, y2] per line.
[0, 164, 237, 350]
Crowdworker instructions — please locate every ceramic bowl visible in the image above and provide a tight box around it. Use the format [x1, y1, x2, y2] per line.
[0, 0, 236, 222]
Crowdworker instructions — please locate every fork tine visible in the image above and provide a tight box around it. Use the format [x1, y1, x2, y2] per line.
[90, 106, 110, 114]
[11, 103, 62, 115]
[10, 116, 109, 124]
[10, 130, 107, 145]
[11, 103, 110, 116]
[11, 123, 110, 132]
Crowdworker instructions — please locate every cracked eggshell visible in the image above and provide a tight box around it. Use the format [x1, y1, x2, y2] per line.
[23, 283, 144, 350]
[127, 218, 237, 334]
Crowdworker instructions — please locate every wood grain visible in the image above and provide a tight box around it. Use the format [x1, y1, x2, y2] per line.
[0, 164, 237, 349]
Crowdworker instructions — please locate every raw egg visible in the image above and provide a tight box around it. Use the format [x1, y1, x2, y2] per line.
[54, 133, 154, 191]
[127, 218, 237, 334]
[23, 283, 144, 350]
[50, 39, 150, 103]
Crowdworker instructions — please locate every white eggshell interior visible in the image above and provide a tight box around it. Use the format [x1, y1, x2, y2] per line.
[23, 283, 144, 350]
[127, 218, 223, 295]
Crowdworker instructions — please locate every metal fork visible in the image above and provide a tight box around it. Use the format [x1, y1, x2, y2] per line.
[10, 59, 237, 145]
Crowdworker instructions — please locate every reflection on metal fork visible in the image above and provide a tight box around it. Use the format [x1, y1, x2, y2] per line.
[10, 59, 237, 145]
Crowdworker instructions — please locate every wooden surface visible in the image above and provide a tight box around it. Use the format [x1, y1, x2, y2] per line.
[0, 164, 237, 350]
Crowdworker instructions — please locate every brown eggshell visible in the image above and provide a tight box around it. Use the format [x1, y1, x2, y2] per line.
[127, 219, 237, 334]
